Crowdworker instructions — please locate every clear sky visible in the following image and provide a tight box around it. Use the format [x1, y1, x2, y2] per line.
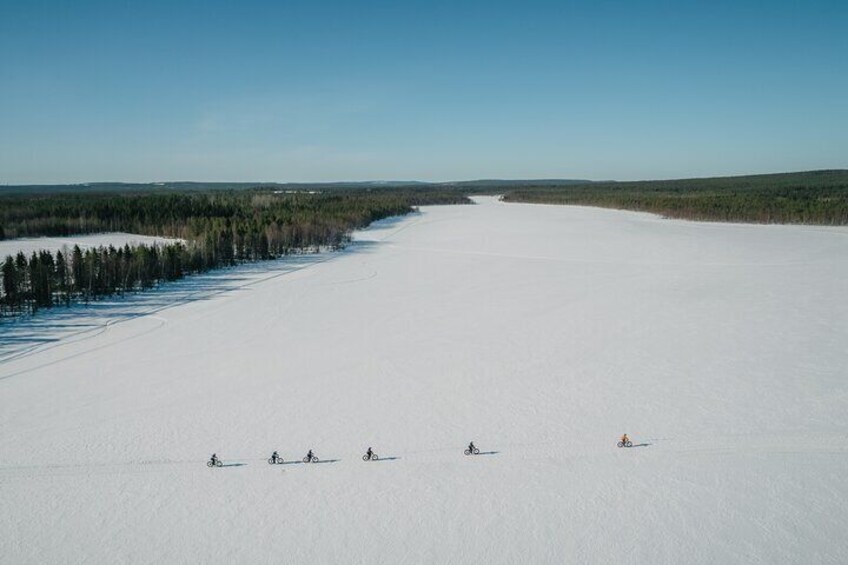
[1, 0, 846, 184]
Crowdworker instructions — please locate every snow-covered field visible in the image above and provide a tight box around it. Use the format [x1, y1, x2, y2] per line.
[0, 233, 182, 259]
[2, 197, 847, 564]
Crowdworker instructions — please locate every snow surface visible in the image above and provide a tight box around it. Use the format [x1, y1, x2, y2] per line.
[2, 196, 847, 564]
[0, 233, 182, 260]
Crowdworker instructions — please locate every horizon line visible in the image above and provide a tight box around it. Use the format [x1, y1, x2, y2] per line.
[2, 168, 847, 188]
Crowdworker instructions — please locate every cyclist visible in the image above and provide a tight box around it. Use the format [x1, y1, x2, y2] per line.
[620, 434, 629, 445]
[210, 453, 219, 466]
[271, 451, 280, 463]
[468, 441, 476, 453]
[306, 449, 314, 462]
[365, 447, 374, 460]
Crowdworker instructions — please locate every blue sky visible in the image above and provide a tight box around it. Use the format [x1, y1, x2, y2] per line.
[1, 0, 846, 183]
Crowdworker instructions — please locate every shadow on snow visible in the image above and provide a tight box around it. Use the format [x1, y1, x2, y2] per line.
[0, 240, 398, 370]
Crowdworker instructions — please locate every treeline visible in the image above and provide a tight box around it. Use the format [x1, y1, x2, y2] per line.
[2, 243, 187, 315]
[1, 189, 470, 317]
[501, 170, 848, 225]
[0, 189, 467, 241]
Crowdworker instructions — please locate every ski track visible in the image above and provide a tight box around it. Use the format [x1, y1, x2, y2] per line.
[2, 197, 848, 564]
[0, 250, 341, 376]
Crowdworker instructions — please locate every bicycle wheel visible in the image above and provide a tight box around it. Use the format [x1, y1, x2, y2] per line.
[207, 461, 214, 467]
[617, 441, 624, 448]
[464, 449, 471, 456]
[362, 454, 369, 461]
[303, 456, 310, 463]
[473, 448, 480, 455]
[625, 441, 632, 448]
[371, 454, 378, 461]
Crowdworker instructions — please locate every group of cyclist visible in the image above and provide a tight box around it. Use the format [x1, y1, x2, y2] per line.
[209, 436, 633, 467]
[209, 447, 351, 467]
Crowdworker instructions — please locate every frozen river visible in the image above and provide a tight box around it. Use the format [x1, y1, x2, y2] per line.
[1, 197, 847, 564]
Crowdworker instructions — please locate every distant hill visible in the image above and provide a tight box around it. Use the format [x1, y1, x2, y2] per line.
[435, 179, 592, 188]
[0, 179, 591, 195]
[501, 169, 848, 225]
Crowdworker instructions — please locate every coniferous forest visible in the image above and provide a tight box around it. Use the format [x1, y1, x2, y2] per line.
[501, 170, 848, 225]
[0, 189, 470, 318]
